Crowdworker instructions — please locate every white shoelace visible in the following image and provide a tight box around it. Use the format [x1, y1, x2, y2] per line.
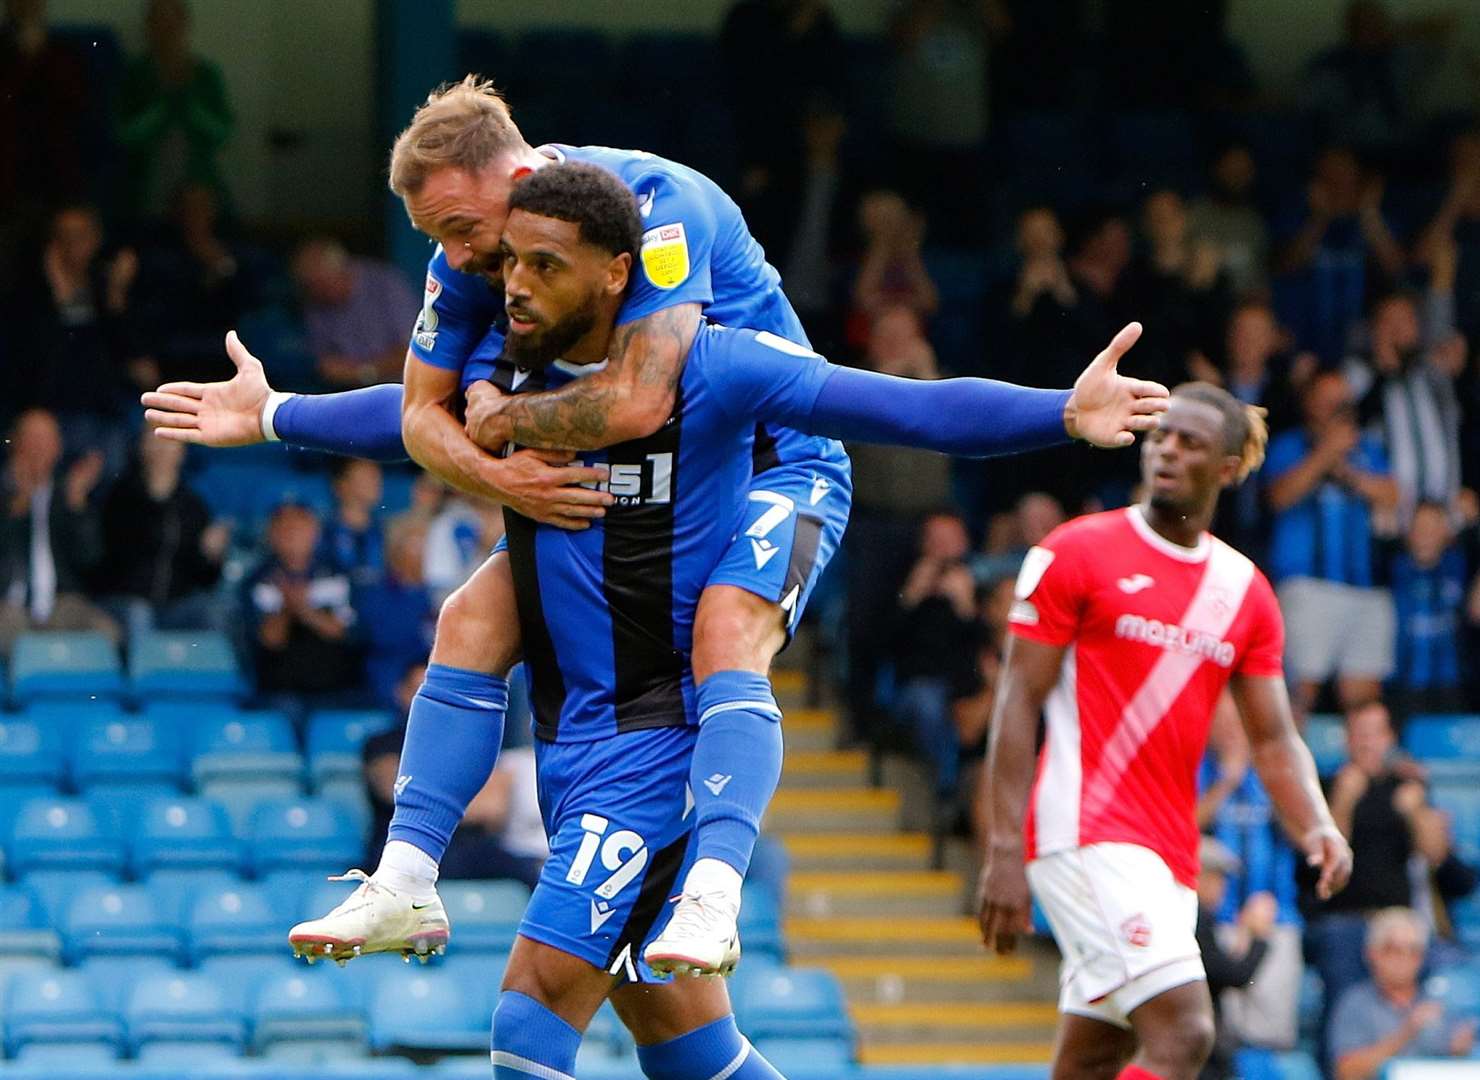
[324, 868, 395, 917]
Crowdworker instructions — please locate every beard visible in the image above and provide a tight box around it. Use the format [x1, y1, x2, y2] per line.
[505, 297, 599, 370]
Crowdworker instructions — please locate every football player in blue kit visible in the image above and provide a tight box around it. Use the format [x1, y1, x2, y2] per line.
[141, 78, 1168, 978]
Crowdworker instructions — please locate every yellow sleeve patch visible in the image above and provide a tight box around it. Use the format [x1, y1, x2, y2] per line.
[640, 222, 690, 290]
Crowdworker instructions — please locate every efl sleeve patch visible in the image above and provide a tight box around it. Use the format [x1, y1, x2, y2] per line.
[1014, 546, 1056, 600]
[413, 273, 442, 351]
[640, 222, 690, 289]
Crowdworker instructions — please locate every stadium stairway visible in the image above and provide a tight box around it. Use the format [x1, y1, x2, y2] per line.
[767, 669, 1062, 1067]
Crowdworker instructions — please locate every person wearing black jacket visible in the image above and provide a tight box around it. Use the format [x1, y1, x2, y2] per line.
[1196, 837, 1276, 1080]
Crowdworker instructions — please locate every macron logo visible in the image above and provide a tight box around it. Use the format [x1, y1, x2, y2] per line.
[590, 899, 617, 934]
[750, 539, 780, 570]
[394, 775, 412, 797]
[703, 773, 733, 796]
[637, 190, 656, 219]
[1117, 574, 1156, 594]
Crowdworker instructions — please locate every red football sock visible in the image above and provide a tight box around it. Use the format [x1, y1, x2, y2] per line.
[1117, 1067, 1166, 1080]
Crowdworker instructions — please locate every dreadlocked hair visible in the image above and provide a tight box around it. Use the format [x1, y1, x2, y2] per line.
[1172, 382, 1269, 483]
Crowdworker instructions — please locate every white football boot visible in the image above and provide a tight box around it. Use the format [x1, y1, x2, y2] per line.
[643, 858, 743, 977]
[288, 869, 449, 966]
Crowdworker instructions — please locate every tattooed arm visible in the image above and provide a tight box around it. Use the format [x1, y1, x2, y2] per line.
[464, 303, 700, 451]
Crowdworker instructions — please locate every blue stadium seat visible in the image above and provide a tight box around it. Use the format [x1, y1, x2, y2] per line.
[0, 883, 61, 962]
[276, 869, 349, 920]
[0, 717, 65, 789]
[18, 870, 118, 926]
[62, 883, 182, 964]
[10, 631, 124, 703]
[132, 796, 240, 876]
[737, 884, 784, 960]
[74, 956, 178, 1016]
[754, 1035, 856, 1074]
[190, 710, 303, 786]
[125, 971, 246, 1055]
[1403, 715, 1480, 762]
[134, 1039, 244, 1065]
[368, 966, 488, 1052]
[746, 835, 790, 908]
[251, 969, 367, 1056]
[3, 969, 125, 1059]
[72, 716, 184, 789]
[307, 709, 395, 786]
[129, 630, 246, 702]
[317, 776, 373, 837]
[1425, 963, 1480, 1014]
[188, 881, 281, 962]
[9, 1040, 121, 1065]
[7, 796, 125, 876]
[436, 880, 529, 952]
[1303, 713, 1346, 776]
[248, 798, 362, 875]
[730, 967, 853, 1041]
[197, 955, 301, 1017]
[1428, 782, 1480, 856]
[19, 699, 129, 743]
[205, 776, 309, 837]
[1449, 893, 1480, 949]
[146, 868, 241, 926]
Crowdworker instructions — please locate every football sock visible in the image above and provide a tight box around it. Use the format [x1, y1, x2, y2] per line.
[491, 990, 581, 1080]
[385, 664, 507, 865]
[1117, 1067, 1167, 1080]
[374, 840, 438, 896]
[690, 670, 783, 878]
[637, 1014, 785, 1080]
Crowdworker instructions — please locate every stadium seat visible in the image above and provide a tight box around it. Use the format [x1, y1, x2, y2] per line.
[368, 966, 488, 1052]
[145, 868, 241, 926]
[63, 883, 182, 964]
[131, 795, 240, 876]
[1403, 715, 1480, 762]
[251, 969, 367, 1056]
[188, 881, 281, 962]
[247, 798, 362, 875]
[18, 869, 118, 926]
[19, 699, 129, 743]
[307, 709, 395, 786]
[205, 776, 309, 837]
[125, 970, 246, 1055]
[0, 717, 65, 789]
[3, 969, 126, 1059]
[73, 955, 178, 1016]
[1428, 782, 1480, 856]
[198, 955, 302, 1015]
[276, 869, 350, 920]
[190, 710, 303, 786]
[9, 1040, 121, 1065]
[436, 880, 529, 952]
[6, 796, 125, 876]
[129, 630, 246, 702]
[730, 967, 853, 1041]
[134, 1039, 244, 1064]
[1425, 963, 1480, 1014]
[72, 715, 184, 789]
[0, 883, 62, 962]
[754, 1035, 856, 1074]
[746, 835, 790, 907]
[1303, 714, 1346, 776]
[736, 883, 785, 960]
[10, 631, 124, 703]
[317, 775, 373, 836]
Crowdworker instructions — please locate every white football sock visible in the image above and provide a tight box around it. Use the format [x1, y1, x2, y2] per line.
[373, 839, 440, 898]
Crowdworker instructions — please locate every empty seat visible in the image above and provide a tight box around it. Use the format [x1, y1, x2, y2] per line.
[252, 969, 367, 1055]
[72, 715, 184, 789]
[132, 795, 240, 876]
[437, 880, 529, 952]
[0, 883, 61, 961]
[63, 883, 182, 964]
[736, 884, 784, 960]
[7, 796, 125, 876]
[1403, 715, 1480, 761]
[125, 971, 246, 1055]
[753, 1035, 855, 1074]
[10, 1040, 120, 1065]
[248, 798, 361, 875]
[11, 631, 124, 703]
[206, 776, 309, 837]
[188, 881, 281, 962]
[368, 966, 487, 1052]
[18, 870, 118, 926]
[308, 709, 395, 786]
[145, 868, 241, 926]
[129, 629, 245, 701]
[74, 956, 178, 1016]
[1303, 714, 1346, 777]
[3, 969, 125, 1059]
[730, 967, 853, 1041]
[198, 955, 301, 1016]
[0, 717, 65, 788]
[19, 699, 129, 743]
[190, 711, 303, 787]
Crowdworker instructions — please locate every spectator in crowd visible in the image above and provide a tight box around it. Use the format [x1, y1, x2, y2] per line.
[424, 495, 503, 606]
[3, 204, 146, 470]
[1327, 907, 1476, 1080]
[241, 501, 360, 701]
[957, 578, 1011, 838]
[292, 237, 418, 388]
[848, 190, 938, 349]
[1344, 288, 1468, 524]
[354, 515, 435, 711]
[1264, 372, 1398, 714]
[116, 0, 234, 222]
[1196, 837, 1277, 1080]
[1279, 147, 1404, 363]
[1413, 129, 1480, 345]
[99, 429, 228, 641]
[363, 661, 546, 889]
[1389, 502, 1471, 714]
[0, 409, 116, 649]
[1189, 143, 1271, 298]
[890, 510, 982, 816]
[973, 491, 1065, 581]
[320, 458, 385, 586]
[0, 0, 88, 251]
[997, 205, 1090, 388]
[1408, 802, 1478, 970]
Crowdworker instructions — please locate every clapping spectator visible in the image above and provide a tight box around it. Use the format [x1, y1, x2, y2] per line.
[1327, 908, 1476, 1080]
[242, 502, 361, 701]
[354, 516, 435, 710]
[99, 429, 228, 641]
[1408, 803, 1479, 971]
[116, 0, 234, 222]
[1005, 206, 1079, 333]
[0, 410, 116, 649]
[1196, 838, 1277, 1080]
[321, 458, 386, 586]
[1264, 372, 1399, 715]
[292, 237, 419, 388]
[1388, 502, 1471, 714]
[1189, 144, 1272, 298]
[848, 191, 939, 348]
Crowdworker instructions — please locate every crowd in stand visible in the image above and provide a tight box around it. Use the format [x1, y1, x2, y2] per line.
[4, 0, 1480, 1076]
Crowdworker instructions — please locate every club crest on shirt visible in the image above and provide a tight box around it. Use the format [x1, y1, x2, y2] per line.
[640, 222, 689, 289]
[1121, 914, 1152, 949]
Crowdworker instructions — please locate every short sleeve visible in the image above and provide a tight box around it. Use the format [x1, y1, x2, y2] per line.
[407, 247, 503, 372]
[1007, 527, 1089, 648]
[615, 170, 716, 325]
[1236, 571, 1285, 677]
[1326, 985, 1375, 1063]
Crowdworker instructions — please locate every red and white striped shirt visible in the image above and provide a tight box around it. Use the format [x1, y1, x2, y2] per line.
[1009, 507, 1284, 888]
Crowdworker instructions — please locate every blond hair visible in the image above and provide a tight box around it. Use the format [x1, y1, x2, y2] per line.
[388, 75, 526, 197]
[1173, 382, 1269, 483]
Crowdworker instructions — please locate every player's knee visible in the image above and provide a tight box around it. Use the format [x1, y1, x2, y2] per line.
[1140, 1009, 1215, 1077]
[432, 577, 519, 674]
[693, 586, 784, 678]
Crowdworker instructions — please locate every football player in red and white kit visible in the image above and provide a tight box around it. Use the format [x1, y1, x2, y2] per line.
[977, 383, 1352, 1080]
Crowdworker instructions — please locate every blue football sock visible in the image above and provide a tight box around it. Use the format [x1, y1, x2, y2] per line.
[491, 990, 581, 1080]
[691, 670, 784, 877]
[386, 663, 507, 862]
[637, 1014, 785, 1080]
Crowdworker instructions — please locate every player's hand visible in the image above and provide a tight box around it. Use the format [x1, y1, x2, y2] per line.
[493, 448, 613, 531]
[1063, 322, 1168, 448]
[464, 380, 511, 455]
[977, 845, 1033, 955]
[1302, 824, 1353, 901]
[142, 331, 272, 447]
